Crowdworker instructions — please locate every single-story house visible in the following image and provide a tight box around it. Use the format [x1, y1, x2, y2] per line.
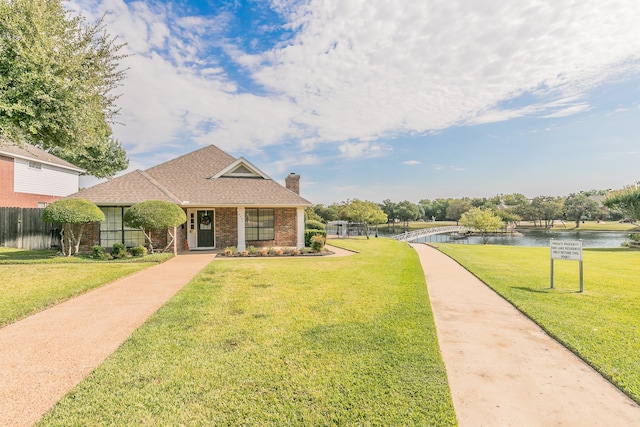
[0, 139, 85, 208]
[67, 144, 312, 252]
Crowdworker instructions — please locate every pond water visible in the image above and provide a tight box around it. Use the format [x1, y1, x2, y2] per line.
[411, 228, 630, 248]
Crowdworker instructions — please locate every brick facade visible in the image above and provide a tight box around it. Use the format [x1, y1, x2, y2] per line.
[215, 207, 238, 248]
[246, 207, 298, 248]
[0, 155, 61, 208]
[79, 222, 171, 254]
[75, 206, 298, 254]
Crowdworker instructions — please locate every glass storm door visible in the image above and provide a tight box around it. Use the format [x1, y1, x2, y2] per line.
[197, 210, 214, 247]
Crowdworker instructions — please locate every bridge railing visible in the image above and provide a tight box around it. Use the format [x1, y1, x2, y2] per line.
[391, 226, 470, 242]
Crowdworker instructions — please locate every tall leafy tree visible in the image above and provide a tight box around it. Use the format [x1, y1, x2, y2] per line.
[530, 196, 564, 228]
[431, 198, 451, 221]
[380, 199, 397, 225]
[446, 198, 473, 225]
[603, 182, 640, 222]
[395, 200, 419, 227]
[564, 193, 601, 228]
[0, 0, 128, 177]
[418, 199, 435, 221]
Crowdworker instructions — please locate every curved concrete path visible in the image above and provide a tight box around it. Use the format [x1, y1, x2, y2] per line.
[412, 243, 640, 426]
[0, 252, 216, 427]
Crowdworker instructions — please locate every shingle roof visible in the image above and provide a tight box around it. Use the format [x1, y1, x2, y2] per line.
[68, 144, 312, 207]
[0, 139, 85, 173]
[72, 170, 181, 205]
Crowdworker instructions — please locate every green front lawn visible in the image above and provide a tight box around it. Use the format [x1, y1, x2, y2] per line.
[438, 244, 640, 403]
[0, 248, 171, 327]
[39, 239, 457, 426]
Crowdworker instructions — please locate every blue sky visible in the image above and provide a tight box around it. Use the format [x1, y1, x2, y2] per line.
[73, 0, 640, 205]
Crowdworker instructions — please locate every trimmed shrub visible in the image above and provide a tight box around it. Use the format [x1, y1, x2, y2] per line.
[131, 245, 148, 257]
[247, 246, 258, 255]
[111, 242, 127, 258]
[92, 245, 105, 259]
[305, 229, 327, 247]
[305, 220, 325, 230]
[310, 235, 325, 252]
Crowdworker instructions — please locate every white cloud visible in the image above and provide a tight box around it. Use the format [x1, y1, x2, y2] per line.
[541, 103, 591, 118]
[433, 164, 464, 171]
[71, 0, 640, 164]
[403, 160, 421, 165]
[338, 141, 391, 159]
[254, 0, 640, 138]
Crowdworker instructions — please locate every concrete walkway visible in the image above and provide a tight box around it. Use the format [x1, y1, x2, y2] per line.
[412, 243, 640, 426]
[0, 252, 216, 427]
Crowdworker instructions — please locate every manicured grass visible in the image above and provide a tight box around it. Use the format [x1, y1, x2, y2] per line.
[0, 249, 172, 327]
[0, 247, 172, 264]
[39, 239, 457, 426]
[437, 243, 640, 403]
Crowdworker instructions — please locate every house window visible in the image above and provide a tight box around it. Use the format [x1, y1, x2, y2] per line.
[28, 161, 42, 170]
[245, 208, 274, 241]
[99, 207, 146, 248]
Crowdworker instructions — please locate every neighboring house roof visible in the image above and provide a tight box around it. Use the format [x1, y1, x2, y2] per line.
[70, 144, 312, 207]
[588, 195, 605, 206]
[0, 139, 85, 173]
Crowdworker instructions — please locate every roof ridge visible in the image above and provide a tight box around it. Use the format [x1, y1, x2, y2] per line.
[137, 170, 182, 204]
[145, 144, 235, 174]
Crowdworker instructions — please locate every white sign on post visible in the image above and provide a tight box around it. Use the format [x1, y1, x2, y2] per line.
[550, 239, 584, 292]
[550, 240, 582, 261]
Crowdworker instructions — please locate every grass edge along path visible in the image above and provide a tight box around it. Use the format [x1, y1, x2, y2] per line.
[39, 239, 457, 426]
[437, 243, 640, 404]
[0, 250, 171, 328]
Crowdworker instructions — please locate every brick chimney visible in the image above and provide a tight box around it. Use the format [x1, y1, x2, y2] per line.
[285, 172, 300, 194]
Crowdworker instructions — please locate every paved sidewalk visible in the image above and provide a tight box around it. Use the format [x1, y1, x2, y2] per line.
[412, 243, 640, 426]
[0, 252, 216, 427]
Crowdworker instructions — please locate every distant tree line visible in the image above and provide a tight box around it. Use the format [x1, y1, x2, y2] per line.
[306, 188, 631, 231]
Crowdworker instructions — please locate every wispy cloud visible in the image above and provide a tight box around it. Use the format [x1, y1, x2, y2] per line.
[71, 0, 640, 166]
[433, 164, 465, 172]
[403, 160, 421, 165]
[338, 142, 391, 159]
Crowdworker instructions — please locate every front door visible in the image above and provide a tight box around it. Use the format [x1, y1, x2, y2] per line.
[197, 210, 215, 248]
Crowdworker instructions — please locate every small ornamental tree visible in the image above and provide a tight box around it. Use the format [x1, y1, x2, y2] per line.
[460, 208, 505, 244]
[123, 200, 186, 254]
[41, 199, 105, 256]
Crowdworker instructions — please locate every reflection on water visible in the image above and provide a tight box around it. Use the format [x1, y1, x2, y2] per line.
[412, 229, 630, 248]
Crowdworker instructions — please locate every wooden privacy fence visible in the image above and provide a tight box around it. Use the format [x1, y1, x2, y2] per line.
[0, 207, 61, 250]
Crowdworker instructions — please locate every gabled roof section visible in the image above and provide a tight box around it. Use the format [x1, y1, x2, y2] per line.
[145, 144, 236, 184]
[66, 144, 313, 207]
[211, 157, 270, 179]
[67, 169, 181, 205]
[0, 139, 85, 173]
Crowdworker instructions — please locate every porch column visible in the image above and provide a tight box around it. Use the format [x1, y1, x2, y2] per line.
[297, 207, 305, 249]
[237, 206, 246, 252]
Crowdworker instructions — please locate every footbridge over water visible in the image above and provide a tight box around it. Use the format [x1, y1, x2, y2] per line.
[391, 226, 470, 242]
